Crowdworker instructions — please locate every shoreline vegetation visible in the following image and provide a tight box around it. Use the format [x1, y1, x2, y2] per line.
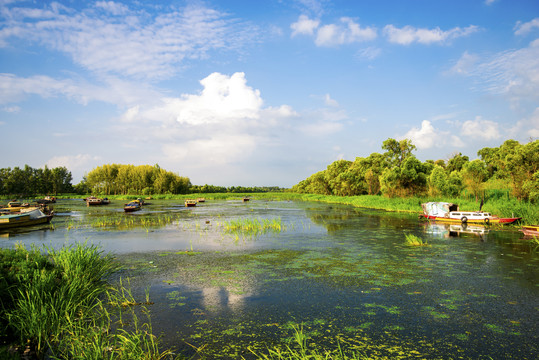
[1, 191, 537, 224]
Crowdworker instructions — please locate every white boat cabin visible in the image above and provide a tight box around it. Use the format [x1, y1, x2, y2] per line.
[422, 202, 492, 223]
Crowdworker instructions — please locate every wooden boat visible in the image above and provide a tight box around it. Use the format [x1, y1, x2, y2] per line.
[520, 225, 539, 237]
[242, 197, 250, 202]
[37, 196, 56, 204]
[0, 208, 53, 230]
[86, 197, 110, 206]
[124, 200, 142, 212]
[420, 202, 521, 224]
[185, 199, 197, 207]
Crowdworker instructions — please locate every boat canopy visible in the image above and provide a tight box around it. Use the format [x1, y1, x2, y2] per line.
[422, 202, 459, 217]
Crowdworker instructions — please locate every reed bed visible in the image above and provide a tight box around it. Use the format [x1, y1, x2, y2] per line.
[221, 217, 285, 236]
[0, 243, 173, 359]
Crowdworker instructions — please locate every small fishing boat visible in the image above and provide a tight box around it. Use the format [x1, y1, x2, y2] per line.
[196, 198, 206, 203]
[124, 200, 142, 212]
[0, 208, 54, 230]
[86, 197, 110, 206]
[420, 202, 521, 224]
[242, 197, 250, 202]
[185, 199, 197, 207]
[520, 225, 539, 237]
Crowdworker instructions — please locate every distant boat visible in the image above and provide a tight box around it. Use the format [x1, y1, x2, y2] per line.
[196, 198, 206, 203]
[124, 200, 142, 212]
[185, 199, 197, 207]
[521, 225, 539, 237]
[86, 197, 110, 206]
[420, 202, 521, 224]
[0, 208, 53, 230]
[242, 197, 250, 202]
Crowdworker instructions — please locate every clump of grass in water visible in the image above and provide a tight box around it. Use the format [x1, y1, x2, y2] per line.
[405, 234, 428, 246]
[249, 324, 364, 359]
[0, 243, 173, 359]
[222, 217, 284, 235]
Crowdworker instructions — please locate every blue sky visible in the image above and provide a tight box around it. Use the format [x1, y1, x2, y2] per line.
[1, 0, 538, 187]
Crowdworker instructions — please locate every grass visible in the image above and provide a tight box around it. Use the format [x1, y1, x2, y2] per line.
[404, 234, 428, 246]
[247, 324, 365, 360]
[222, 217, 284, 235]
[0, 243, 174, 360]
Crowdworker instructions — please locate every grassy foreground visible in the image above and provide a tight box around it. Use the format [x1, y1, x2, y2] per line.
[0, 243, 173, 360]
[0, 244, 370, 360]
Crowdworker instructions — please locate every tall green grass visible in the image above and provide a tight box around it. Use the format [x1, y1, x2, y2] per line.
[0, 244, 173, 359]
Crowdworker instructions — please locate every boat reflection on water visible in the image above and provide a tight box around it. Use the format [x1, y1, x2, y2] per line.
[424, 221, 490, 240]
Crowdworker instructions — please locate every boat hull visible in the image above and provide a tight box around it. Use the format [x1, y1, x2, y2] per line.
[521, 225, 539, 237]
[0, 212, 53, 230]
[424, 215, 521, 224]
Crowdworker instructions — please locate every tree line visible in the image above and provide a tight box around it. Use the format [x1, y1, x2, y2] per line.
[0, 165, 73, 196]
[78, 164, 191, 195]
[291, 138, 539, 202]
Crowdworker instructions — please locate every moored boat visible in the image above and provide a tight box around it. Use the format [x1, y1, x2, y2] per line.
[124, 200, 142, 212]
[0, 208, 53, 230]
[242, 197, 250, 202]
[420, 202, 521, 225]
[185, 199, 197, 207]
[521, 225, 539, 237]
[86, 196, 110, 206]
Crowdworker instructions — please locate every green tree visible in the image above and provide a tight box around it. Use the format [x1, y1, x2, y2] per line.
[462, 159, 488, 201]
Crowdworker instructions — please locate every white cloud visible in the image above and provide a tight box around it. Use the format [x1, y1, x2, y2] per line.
[356, 46, 382, 60]
[514, 18, 539, 36]
[116, 72, 298, 166]
[315, 17, 376, 46]
[324, 94, 338, 107]
[0, 73, 161, 107]
[383, 24, 478, 45]
[485, 0, 497, 5]
[0, 2, 257, 80]
[449, 51, 479, 75]
[510, 107, 539, 138]
[401, 120, 449, 149]
[45, 154, 101, 180]
[471, 39, 539, 104]
[134, 72, 263, 126]
[461, 116, 501, 140]
[2, 105, 20, 113]
[291, 15, 320, 36]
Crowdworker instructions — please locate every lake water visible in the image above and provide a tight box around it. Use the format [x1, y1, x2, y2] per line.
[1, 199, 537, 359]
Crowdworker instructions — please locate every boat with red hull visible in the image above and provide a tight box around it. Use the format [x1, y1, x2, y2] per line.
[421, 202, 521, 225]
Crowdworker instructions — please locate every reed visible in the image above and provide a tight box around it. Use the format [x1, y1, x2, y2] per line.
[222, 217, 284, 235]
[404, 234, 427, 246]
[0, 244, 173, 359]
[249, 324, 364, 359]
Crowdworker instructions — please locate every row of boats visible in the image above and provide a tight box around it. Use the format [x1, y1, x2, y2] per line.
[0, 199, 54, 230]
[1, 198, 537, 236]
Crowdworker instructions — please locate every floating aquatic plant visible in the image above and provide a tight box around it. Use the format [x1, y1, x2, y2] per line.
[404, 234, 428, 246]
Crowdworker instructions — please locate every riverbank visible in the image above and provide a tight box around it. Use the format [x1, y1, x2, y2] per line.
[3, 192, 536, 224]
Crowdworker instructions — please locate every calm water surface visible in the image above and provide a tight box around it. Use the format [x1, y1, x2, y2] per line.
[1, 199, 537, 359]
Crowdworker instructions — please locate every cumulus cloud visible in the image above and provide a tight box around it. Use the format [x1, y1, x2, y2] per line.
[383, 24, 478, 45]
[401, 120, 450, 149]
[461, 116, 501, 140]
[291, 14, 320, 36]
[116, 72, 298, 166]
[128, 72, 264, 126]
[0, 2, 257, 80]
[514, 18, 539, 36]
